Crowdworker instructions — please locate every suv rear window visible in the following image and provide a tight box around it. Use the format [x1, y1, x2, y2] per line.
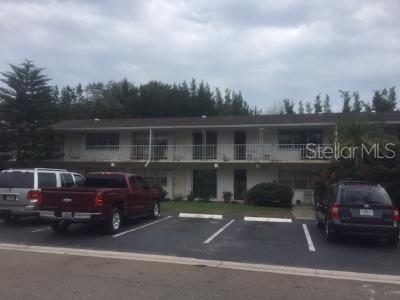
[84, 175, 127, 188]
[0, 172, 34, 188]
[339, 186, 392, 206]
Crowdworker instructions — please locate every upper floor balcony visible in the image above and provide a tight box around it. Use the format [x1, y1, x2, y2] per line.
[66, 144, 331, 163]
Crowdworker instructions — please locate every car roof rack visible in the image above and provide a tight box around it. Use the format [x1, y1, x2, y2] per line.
[338, 180, 375, 185]
[7, 168, 67, 172]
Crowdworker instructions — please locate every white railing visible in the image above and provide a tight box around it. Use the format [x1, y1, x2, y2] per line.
[75, 144, 331, 162]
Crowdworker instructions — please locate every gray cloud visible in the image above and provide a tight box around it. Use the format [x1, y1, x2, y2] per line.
[0, 0, 399, 111]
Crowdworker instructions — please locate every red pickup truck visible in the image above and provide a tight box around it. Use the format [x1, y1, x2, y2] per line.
[38, 172, 161, 234]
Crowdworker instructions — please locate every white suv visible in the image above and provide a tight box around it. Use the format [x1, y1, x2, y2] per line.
[0, 168, 84, 222]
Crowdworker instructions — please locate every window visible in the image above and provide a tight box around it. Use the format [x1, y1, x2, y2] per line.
[38, 173, 57, 188]
[84, 174, 127, 188]
[0, 172, 34, 189]
[339, 186, 391, 205]
[131, 131, 168, 159]
[73, 174, 85, 187]
[86, 133, 119, 150]
[134, 176, 149, 190]
[61, 173, 75, 188]
[144, 176, 167, 187]
[278, 129, 323, 147]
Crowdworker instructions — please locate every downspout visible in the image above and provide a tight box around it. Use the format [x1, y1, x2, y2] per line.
[145, 128, 152, 168]
[334, 123, 338, 161]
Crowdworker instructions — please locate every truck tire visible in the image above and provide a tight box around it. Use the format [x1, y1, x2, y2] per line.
[51, 220, 70, 233]
[103, 207, 122, 234]
[151, 202, 160, 219]
[3, 214, 20, 224]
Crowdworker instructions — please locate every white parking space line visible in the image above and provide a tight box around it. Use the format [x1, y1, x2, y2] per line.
[244, 216, 292, 223]
[179, 213, 223, 220]
[31, 227, 51, 233]
[302, 224, 316, 252]
[203, 219, 235, 244]
[113, 216, 172, 238]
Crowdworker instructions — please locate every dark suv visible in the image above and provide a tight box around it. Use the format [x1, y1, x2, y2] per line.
[316, 181, 399, 246]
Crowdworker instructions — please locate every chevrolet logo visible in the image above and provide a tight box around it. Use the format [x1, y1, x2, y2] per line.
[62, 198, 72, 203]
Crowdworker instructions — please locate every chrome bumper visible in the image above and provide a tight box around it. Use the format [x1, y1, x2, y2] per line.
[0, 205, 37, 215]
[38, 211, 102, 221]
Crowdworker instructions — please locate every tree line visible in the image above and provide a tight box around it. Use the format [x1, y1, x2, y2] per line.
[276, 88, 397, 115]
[0, 59, 398, 164]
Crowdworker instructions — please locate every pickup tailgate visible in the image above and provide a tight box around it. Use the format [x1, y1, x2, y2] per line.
[40, 188, 98, 212]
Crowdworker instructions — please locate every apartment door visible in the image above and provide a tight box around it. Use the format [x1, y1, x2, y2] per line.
[234, 131, 246, 160]
[234, 169, 247, 200]
[193, 170, 217, 200]
[69, 134, 81, 159]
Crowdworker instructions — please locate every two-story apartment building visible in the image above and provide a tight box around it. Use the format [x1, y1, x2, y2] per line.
[46, 112, 400, 204]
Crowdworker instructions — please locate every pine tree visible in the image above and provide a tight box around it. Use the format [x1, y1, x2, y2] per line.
[314, 94, 322, 113]
[352, 92, 362, 112]
[372, 87, 397, 112]
[298, 101, 305, 114]
[323, 94, 332, 113]
[282, 98, 295, 114]
[0, 60, 58, 162]
[305, 101, 313, 114]
[339, 90, 351, 113]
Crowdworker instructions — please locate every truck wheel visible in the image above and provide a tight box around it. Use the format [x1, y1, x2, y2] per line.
[51, 220, 70, 233]
[151, 202, 160, 219]
[103, 208, 122, 234]
[3, 214, 20, 224]
[387, 234, 399, 247]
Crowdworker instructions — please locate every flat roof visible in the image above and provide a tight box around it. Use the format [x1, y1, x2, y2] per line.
[51, 112, 400, 131]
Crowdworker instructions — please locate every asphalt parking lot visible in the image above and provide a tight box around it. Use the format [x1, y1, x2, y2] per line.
[0, 213, 399, 276]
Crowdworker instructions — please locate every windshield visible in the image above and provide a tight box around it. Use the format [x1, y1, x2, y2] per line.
[84, 174, 127, 188]
[0, 172, 34, 189]
[339, 186, 392, 206]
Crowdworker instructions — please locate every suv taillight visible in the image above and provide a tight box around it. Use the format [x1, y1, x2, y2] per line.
[27, 190, 42, 206]
[330, 203, 340, 220]
[393, 207, 400, 222]
[94, 193, 104, 208]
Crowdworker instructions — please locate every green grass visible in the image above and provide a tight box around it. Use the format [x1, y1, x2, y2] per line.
[161, 201, 292, 218]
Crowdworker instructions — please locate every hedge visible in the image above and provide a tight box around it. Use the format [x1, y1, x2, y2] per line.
[246, 182, 293, 208]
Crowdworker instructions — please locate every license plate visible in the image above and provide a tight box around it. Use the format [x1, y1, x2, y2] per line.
[4, 195, 16, 201]
[360, 209, 374, 216]
[62, 212, 72, 219]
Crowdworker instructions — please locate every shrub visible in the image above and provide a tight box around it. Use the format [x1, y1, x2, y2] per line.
[246, 183, 293, 208]
[172, 197, 183, 202]
[186, 191, 194, 202]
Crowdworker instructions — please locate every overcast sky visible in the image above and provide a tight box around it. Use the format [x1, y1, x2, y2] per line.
[0, 0, 399, 111]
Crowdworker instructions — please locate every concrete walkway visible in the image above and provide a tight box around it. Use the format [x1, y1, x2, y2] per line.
[293, 205, 315, 220]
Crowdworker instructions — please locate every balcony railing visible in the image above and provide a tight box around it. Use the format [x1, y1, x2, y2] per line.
[75, 144, 331, 162]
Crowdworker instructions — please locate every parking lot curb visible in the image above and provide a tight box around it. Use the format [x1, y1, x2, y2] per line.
[179, 213, 223, 220]
[244, 216, 293, 223]
[1, 243, 400, 285]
